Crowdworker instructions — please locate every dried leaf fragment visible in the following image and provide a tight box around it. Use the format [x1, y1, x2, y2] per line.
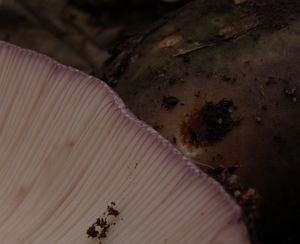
[218, 14, 260, 39]
[174, 41, 215, 56]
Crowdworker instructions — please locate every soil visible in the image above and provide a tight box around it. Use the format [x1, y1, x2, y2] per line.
[87, 202, 120, 243]
[182, 99, 239, 146]
[162, 96, 179, 110]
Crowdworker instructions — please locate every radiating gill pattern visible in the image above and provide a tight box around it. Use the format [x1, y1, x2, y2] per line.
[0, 41, 249, 244]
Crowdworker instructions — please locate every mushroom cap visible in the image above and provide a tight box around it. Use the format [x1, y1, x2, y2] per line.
[0, 41, 249, 243]
[104, 0, 300, 242]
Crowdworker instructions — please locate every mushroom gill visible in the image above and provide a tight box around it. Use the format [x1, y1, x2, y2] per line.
[0, 41, 249, 244]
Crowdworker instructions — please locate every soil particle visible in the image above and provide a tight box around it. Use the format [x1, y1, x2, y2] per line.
[207, 72, 213, 79]
[107, 205, 120, 216]
[207, 166, 225, 175]
[272, 135, 286, 145]
[259, 85, 265, 97]
[86, 202, 119, 243]
[162, 96, 179, 110]
[182, 99, 239, 145]
[265, 76, 277, 86]
[172, 137, 177, 144]
[96, 218, 107, 228]
[99, 226, 109, 238]
[284, 84, 297, 95]
[182, 55, 190, 63]
[255, 116, 262, 124]
[168, 79, 177, 86]
[87, 225, 99, 238]
[194, 91, 200, 98]
[284, 83, 298, 103]
[261, 105, 268, 111]
[220, 75, 236, 84]
[153, 123, 163, 131]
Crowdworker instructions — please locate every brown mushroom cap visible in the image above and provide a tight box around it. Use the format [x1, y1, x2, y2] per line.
[104, 0, 300, 242]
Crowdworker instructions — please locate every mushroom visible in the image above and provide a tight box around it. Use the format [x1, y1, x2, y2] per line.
[103, 0, 300, 242]
[0, 41, 249, 243]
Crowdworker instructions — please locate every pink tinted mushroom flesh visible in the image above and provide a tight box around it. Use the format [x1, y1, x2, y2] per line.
[0, 41, 249, 244]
